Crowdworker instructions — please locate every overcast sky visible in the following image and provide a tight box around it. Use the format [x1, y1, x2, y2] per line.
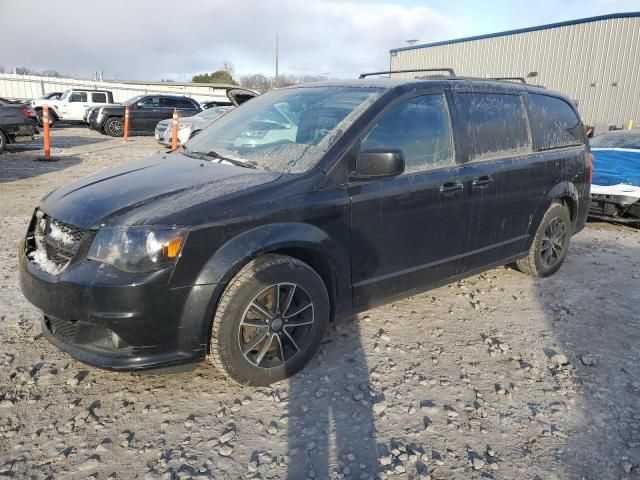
[1, 0, 639, 81]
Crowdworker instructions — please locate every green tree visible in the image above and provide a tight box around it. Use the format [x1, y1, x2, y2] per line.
[192, 70, 237, 85]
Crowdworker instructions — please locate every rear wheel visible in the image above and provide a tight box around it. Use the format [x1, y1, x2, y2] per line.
[515, 203, 572, 277]
[0, 130, 7, 153]
[209, 254, 330, 385]
[104, 117, 124, 137]
[36, 109, 55, 127]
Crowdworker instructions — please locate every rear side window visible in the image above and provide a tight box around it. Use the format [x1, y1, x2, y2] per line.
[161, 97, 179, 108]
[361, 93, 454, 173]
[91, 92, 107, 103]
[177, 98, 196, 109]
[528, 94, 584, 150]
[456, 93, 531, 162]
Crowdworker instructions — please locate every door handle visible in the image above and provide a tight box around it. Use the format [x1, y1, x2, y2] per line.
[471, 175, 494, 189]
[439, 182, 464, 197]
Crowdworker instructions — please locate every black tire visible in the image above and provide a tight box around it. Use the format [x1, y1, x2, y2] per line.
[36, 109, 55, 128]
[515, 203, 572, 277]
[104, 117, 124, 137]
[0, 130, 7, 153]
[210, 254, 330, 385]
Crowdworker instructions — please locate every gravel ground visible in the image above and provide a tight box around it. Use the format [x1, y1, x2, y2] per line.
[0, 127, 639, 480]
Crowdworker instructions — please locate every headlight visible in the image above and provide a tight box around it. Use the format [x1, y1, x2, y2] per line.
[87, 226, 188, 272]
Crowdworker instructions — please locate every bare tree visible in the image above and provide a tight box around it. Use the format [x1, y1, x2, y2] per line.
[239, 72, 331, 93]
[220, 61, 235, 78]
[40, 70, 62, 78]
[14, 66, 34, 75]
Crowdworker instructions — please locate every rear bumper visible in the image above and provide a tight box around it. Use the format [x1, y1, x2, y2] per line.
[19, 241, 216, 371]
[4, 123, 36, 143]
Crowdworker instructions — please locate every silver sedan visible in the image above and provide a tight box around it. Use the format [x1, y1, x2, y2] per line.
[155, 106, 233, 147]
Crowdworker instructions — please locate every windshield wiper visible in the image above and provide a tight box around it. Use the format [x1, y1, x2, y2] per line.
[199, 150, 256, 169]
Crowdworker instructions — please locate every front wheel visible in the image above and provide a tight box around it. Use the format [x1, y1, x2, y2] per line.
[515, 203, 572, 277]
[209, 254, 330, 385]
[104, 117, 124, 137]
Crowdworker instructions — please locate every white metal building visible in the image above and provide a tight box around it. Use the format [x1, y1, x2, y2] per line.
[0, 73, 241, 104]
[389, 12, 640, 127]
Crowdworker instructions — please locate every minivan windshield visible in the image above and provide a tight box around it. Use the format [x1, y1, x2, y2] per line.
[184, 86, 383, 173]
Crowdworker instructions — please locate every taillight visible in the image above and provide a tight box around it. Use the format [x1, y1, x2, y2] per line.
[587, 153, 595, 183]
[20, 107, 32, 119]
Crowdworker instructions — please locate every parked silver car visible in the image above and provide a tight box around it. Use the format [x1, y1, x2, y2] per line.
[155, 106, 233, 146]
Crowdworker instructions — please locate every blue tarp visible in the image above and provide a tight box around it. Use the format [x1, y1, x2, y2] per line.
[592, 148, 640, 187]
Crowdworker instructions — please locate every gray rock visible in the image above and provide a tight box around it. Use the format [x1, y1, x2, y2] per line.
[471, 457, 485, 470]
[550, 354, 568, 366]
[379, 456, 392, 466]
[78, 455, 101, 471]
[218, 444, 233, 457]
[580, 354, 595, 366]
[621, 461, 633, 474]
[219, 429, 236, 444]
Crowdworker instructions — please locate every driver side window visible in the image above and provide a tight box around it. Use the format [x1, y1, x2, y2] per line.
[138, 97, 160, 108]
[361, 93, 454, 173]
[68, 92, 87, 103]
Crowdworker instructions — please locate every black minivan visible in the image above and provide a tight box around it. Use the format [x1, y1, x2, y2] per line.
[19, 74, 592, 385]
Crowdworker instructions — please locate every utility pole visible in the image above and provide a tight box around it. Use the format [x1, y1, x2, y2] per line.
[275, 32, 279, 87]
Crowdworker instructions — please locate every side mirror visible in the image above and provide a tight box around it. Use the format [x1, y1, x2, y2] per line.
[350, 149, 405, 181]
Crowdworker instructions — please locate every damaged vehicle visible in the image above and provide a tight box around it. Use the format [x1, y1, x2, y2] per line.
[19, 74, 592, 385]
[0, 101, 38, 153]
[589, 129, 640, 225]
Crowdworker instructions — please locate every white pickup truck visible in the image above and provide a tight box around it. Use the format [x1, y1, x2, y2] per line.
[31, 89, 115, 125]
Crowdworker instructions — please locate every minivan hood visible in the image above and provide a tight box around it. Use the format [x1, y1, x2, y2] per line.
[40, 152, 281, 229]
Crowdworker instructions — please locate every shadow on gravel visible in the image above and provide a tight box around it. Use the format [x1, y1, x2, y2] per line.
[536, 237, 640, 478]
[0, 154, 82, 183]
[285, 225, 380, 479]
[8, 135, 110, 152]
[286, 318, 379, 479]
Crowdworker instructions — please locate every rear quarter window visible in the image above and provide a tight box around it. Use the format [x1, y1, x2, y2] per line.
[91, 92, 107, 103]
[456, 92, 531, 162]
[527, 94, 584, 150]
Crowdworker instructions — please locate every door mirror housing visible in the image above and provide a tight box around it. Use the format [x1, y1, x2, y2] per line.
[350, 149, 405, 181]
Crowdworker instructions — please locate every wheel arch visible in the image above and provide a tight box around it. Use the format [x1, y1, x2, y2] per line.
[530, 181, 579, 234]
[188, 222, 351, 351]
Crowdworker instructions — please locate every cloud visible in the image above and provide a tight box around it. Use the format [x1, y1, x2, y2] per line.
[0, 0, 460, 81]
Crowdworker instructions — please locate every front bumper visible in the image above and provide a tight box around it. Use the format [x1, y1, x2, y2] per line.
[19, 241, 216, 370]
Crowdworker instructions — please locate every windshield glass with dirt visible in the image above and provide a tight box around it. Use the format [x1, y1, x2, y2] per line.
[184, 86, 383, 173]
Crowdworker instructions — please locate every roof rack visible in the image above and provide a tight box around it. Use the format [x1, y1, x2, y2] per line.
[358, 68, 456, 79]
[489, 77, 527, 84]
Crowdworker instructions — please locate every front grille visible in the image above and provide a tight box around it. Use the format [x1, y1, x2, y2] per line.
[25, 211, 87, 272]
[89, 109, 99, 122]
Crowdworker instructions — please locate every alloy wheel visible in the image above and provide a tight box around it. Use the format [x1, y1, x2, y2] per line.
[540, 217, 567, 267]
[108, 120, 123, 136]
[239, 283, 314, 369]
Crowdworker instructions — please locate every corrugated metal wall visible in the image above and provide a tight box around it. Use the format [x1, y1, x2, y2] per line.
[390, 16, 640, 126]
[0, 73, 237, 104]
